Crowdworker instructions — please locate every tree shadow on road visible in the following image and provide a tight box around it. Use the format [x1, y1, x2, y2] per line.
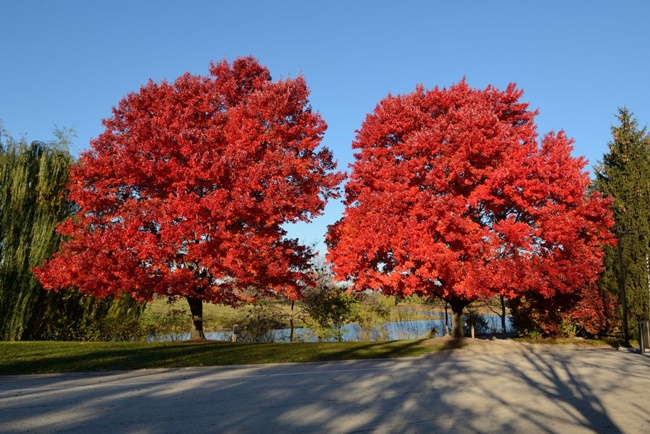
[1, 340, 648, 433]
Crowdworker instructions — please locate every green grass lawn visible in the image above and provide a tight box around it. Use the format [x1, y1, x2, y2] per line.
[0, 339, 454, 375]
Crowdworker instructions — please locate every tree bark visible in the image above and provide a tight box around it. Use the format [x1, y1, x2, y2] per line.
[449, 298, 469, 339]
[444, 302, 449, 335]
[289, 301, 295, 342]
[186, 296, 206, 340]
[500, 295, 507, 333]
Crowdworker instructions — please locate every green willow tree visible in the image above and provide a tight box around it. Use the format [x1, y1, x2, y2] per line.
[0, 126, 143, 340]
[593, 108, 650, 338]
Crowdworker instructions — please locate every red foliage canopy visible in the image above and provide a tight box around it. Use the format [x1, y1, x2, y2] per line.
[35, 57, 343, 307]
[326, 81, 614, 325]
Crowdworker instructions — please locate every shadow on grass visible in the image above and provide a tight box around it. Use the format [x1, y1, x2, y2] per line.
[0, 339, 442, 375]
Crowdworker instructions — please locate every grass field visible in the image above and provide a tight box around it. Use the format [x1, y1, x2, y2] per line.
[0, 339, 456, 375]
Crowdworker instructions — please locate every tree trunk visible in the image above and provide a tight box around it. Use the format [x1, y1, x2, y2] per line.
[444, 302, 449, 335]
[449, 298, 468, 339]
[500, 295, 507, 333]
[289, 301, 295, 342]
[186, 296, 206, 340]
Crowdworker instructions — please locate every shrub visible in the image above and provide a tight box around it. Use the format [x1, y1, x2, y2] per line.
[509, 285, 618, 338]
[302, 286, 358, 341]
[354, 293, 390, 341]
[227, 303, 285, 343]
[463, 309, 490, 336]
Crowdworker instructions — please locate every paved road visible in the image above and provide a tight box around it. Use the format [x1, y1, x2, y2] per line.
[1, 340, 649, 433]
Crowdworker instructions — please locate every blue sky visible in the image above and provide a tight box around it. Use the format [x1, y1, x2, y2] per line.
[2, 0, 649, 254]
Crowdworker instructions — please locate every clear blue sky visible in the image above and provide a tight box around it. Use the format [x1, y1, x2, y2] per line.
[2, 0, 649, 254]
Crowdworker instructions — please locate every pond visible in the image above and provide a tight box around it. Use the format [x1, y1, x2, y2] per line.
[157, 313, 515, 342]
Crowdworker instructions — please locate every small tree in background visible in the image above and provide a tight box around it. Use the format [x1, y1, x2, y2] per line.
[327, 80, 615, 338]
[34, 58, 343, 339]
[302, 267, 358, 342]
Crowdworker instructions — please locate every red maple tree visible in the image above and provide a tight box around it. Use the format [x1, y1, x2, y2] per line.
[326, 80, 614, 338]
[34, 57, 344, 339]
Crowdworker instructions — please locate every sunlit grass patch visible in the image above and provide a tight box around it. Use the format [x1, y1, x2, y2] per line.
[0, 339, 444, 375]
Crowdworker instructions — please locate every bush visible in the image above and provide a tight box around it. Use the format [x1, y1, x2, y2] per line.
[39, 294, 147, 342]
[509, 286, 617, 338]
[145, 306, 191, 341]
[354, 293, 390, 341]
[463, 309, 490, 336]
[227, 303, 285, 343]
[302, 278, 359, 342]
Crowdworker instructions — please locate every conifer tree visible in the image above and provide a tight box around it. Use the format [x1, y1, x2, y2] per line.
[593, 108, 650, 338]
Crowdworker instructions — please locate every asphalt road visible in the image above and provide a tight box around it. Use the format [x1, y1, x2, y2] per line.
[1, 340, 649, 433]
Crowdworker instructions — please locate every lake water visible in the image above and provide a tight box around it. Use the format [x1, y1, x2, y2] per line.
[161, 313, 514, 342]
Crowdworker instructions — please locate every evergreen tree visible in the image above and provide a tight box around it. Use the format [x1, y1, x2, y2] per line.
[593, 108, 650, 339]
[0, 125, 143, 340]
